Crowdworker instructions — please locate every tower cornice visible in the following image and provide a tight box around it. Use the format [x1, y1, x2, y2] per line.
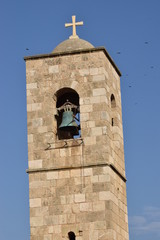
[24, 47, 121, 76]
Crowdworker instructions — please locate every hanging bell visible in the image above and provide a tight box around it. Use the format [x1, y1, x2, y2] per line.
[59, 110, 79, 135]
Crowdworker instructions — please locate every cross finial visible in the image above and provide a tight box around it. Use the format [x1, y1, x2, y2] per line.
[65, 15, 83, 39]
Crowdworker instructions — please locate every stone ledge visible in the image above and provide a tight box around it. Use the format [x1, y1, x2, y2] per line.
[26, 162, 127, 182]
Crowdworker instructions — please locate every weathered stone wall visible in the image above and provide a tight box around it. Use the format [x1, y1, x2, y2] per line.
[25, 49, 129, 240]
[29, 166, 128, 240]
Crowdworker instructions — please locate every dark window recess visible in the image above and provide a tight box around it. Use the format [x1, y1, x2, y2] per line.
[111, 94, 116, 108]
[111, 94, 116, 127]
[55, 88, 81, 140]
[112, 118, 114, 126]
[68, 231, 76, 240]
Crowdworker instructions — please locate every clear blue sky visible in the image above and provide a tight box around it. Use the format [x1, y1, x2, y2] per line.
[0, 0, 160, 239]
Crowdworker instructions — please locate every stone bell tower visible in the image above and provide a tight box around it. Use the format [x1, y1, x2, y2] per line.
[25, 16, 129, 240]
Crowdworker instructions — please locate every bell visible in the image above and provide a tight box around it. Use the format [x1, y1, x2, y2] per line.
[59, 110, 79, 135]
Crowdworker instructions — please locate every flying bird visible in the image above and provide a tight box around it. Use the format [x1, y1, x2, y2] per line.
[26, 48, 29, 50]
[145, 41, 149, 44]
[116, 51, 121, 54]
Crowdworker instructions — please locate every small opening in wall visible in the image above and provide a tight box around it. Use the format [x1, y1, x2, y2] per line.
[68, 231, 76, 240]
[111, 94, 116, 108]
[112, 118, 114, 126]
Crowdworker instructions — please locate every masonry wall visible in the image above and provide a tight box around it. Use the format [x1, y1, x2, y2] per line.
[25, 50, 129, 240]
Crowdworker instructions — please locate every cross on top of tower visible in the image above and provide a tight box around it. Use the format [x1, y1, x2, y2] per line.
[65, 15, 83, 39]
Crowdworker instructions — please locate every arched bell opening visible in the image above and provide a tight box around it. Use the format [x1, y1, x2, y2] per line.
[55, 88, 80, 140]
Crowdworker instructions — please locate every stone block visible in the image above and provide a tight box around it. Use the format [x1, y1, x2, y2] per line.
[27, 69, 35, 77]
[98, 67, 105, 74]
[58, 170, 70, 179]
[99, 174, 110, 182]
[29, 160, 42, 169]
[103, 69, 109, 79]
[86, 211, 105, 222]
[49, 225, 61, 234]
[74, 177, 82, 185]
[101, 112, 109, 121]
[60, 148, 71, 157]
[93, 88, 106, 96]
[83, 97, 91, 105]
[67, 214, 76, 224]
[89, 230, 98, 240]
[103, 166, 111, 174]
[46, 172, 59, 180]
[71, 80, 78, 89]
[37, 126, 48, 133]
[84, 136, 96, 145]
[90, 96, 101, 104]
[43, 215, 59, 226]
[91, 175, 99, 183]
[71, 169, 81, 177]
[71, 147, 81, 156]
[27, 104, 32, 112]
[30, 216, 43, 227]
[102, 126, 107, 135]
[49, 65, 59, 73]
[58, 214, 67, 224]
[84, 168, 93, 176]
[60, 196, 66, 205]
[90, 68, 99, 75]
[27, 90, 31, 96]
[79, 69, 89, 76]
[86, 192, 99, 202]
[74, 194, 85, 203]
[32, 103, 42, 111]
[94, 221, 106, 230]
[30, 198, 42, 208]
[93, 182, 109, 192]
[80, 113, 89, 122]
[71, 203, 80, 214]
[80, 104, 93, 113]
[80, 202, 92, 212]
[93, 201, 105, 212]
[28, 134, 33, 143]
[91, 127, 102, 136]
[93, 74, 105, 82]
[44, 235, 52, 240]
[88, 121, 95, 128]
[32, 118, 43, 128]
[27, 82, 37, 90]
[99, 191, 111, 201]
[113, 82, 116, 90]
[100, 96, 108, 104]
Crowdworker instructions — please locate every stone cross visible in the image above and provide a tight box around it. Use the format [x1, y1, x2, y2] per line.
[65, 15, 83, 39]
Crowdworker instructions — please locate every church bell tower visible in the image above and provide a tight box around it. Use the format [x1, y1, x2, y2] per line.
[25, 16, 129, 240]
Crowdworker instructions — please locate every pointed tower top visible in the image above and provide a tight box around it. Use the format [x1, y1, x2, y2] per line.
[65, 15, 83, 39]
